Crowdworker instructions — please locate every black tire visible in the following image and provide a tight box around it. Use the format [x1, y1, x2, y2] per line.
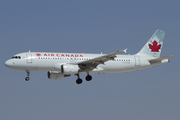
[76, 78, 82, 84]
[86, 75, 92, 81]
[25, 77, 30, 81]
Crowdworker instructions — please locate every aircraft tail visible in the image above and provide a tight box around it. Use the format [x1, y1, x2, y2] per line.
[137, 29, 165, 57]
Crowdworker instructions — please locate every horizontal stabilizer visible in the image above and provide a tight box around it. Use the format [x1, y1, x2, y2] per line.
[149, 56, 173, 63]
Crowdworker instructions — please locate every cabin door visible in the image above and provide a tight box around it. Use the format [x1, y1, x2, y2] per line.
[26, 53, 32, 63]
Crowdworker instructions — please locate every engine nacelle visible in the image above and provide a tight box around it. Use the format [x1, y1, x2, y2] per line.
[61, 64, 79, 74]
[47, 71, 64, 80]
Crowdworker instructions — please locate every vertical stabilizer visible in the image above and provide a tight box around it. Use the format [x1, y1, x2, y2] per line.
[137, 29, 165, 57]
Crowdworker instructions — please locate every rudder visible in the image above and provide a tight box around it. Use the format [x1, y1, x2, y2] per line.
[137, 29, 165, 57]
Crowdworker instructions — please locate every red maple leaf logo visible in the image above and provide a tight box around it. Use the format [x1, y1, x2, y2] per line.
[148, 40, 161, 52]
[36, 53, 41, 56]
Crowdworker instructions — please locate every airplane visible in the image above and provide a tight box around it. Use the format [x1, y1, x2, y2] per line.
[5, 29, 173, 84]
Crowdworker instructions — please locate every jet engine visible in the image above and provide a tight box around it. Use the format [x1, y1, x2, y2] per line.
[47, 71, 64, 80]
[61, 64, 79, 74]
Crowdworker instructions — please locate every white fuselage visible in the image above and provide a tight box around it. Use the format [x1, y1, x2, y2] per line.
[4, 30, 172, 84]
[5, 52, 168, 74]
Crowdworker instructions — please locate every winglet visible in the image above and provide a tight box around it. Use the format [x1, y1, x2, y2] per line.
[123, 48, 128, 53]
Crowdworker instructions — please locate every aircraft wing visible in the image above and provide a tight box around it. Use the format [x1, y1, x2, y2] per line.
[73, 49, 127, 70]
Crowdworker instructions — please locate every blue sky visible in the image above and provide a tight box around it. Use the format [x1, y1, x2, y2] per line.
[0, 0, 180, 120]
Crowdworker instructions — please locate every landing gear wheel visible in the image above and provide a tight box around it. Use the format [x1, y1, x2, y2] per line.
[25, 71, 30, 81]
[86, 75, 92, 81]
[25, 77, 30, 81]
[76, 78, 83, 84]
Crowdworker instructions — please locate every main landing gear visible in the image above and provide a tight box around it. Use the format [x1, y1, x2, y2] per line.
[25, 71, 30, 81]
[75, 74, 92, 84]
[86, 74, 92, 81]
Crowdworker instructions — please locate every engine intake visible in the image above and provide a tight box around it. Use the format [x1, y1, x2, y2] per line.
[61, 64, 79, 74]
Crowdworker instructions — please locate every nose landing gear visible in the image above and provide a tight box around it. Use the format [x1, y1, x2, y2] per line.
[25, 71, 30, 81]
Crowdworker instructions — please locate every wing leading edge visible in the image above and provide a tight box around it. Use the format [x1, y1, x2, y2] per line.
[73, 49, 127, 70]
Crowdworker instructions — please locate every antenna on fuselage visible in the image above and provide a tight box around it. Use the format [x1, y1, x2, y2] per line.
[29, 50, 31, 53]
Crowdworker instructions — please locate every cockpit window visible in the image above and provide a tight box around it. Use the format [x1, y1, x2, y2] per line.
[11, 56, 21, 59]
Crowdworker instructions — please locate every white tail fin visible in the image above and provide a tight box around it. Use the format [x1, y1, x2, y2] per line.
[137, 29, 165, 57]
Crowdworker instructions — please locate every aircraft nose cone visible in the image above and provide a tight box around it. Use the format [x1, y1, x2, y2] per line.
[5, 60, 12, 67]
